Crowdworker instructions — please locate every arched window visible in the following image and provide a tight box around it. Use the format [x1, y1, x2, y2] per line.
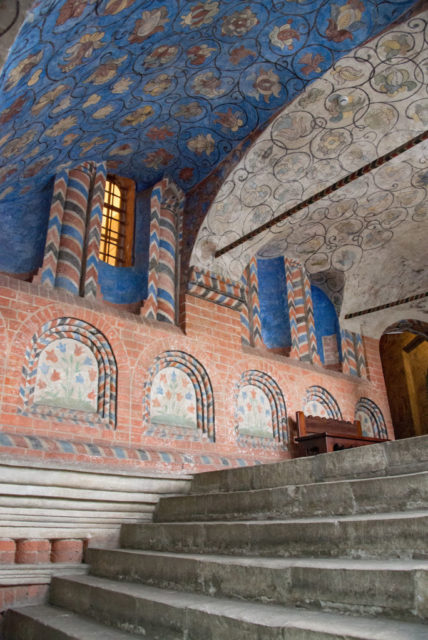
[99, 174, 135, 267]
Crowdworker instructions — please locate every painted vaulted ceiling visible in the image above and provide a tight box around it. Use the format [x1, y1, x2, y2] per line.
[192, 8, 428, 330]
[0, 0, 418, 200]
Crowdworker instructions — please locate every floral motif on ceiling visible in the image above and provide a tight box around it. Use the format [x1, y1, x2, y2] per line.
[0, 0, 417, 201]
[191, 10, 428, 314]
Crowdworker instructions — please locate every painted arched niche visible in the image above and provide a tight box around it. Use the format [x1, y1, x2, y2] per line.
[144, 350, 215, 441]
[235, 370, 287, 443]
[20, 317, 117, 428]
[34, 338, 98, 412]
[150, 366, 197, 429]
[237, 384, 273, 438]
[303, 385, 342, 420]
[355, 399, 387, 439]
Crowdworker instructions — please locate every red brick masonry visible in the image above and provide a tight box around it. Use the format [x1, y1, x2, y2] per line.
[0, 274, 393, 474]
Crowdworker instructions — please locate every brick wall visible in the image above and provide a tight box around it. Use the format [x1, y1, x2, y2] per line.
[0, 274, 394, 473]
[0, 537, 84, 624]
[0, 274, 395, 619]
[322, 334, 340, 367]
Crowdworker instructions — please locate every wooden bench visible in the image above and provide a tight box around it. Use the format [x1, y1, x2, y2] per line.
[294, 411, 388, 457]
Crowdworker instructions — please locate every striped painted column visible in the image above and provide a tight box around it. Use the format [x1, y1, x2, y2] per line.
[303, 269, 321, 366]
[284, 258, 320, 365]
[341, 330, 367, 378]
[240, 270, 251, 346]
[143, 182, 162, 320]
[355, 333, 368, 378]
[55, 163, 95, 295]
[83, 162, 107, 299]
[37, 169, 69, 288]
[285, 260, 300, 360]
[341, 330, 357, 376]
[157, 179, 184, 324]
[143, 178, 184, 324]
[248, 257, 263, 347]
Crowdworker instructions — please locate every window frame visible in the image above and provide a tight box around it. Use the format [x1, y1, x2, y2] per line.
[99, 174, 135, 267]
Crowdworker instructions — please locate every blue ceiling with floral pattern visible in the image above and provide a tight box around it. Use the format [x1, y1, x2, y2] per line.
[0, 0, 418, 210]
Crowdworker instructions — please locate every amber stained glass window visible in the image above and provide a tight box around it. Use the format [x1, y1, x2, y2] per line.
[99, 176, 128, 266]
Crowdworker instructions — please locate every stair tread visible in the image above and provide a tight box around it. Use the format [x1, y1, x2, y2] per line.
[54, 574, 428, 638]
[89, 547, 428, 571]
[189, 435, 428, 493]
[130, 508, 428, 525]
[183, 470, 428, 498]
[7, 604, 139, 639]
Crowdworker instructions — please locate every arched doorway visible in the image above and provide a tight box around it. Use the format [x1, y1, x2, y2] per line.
[380, 321, 428, 439]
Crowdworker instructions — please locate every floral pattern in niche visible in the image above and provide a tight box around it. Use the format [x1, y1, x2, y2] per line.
[150, 367, 197, 429]
[237, 384, 273, 437]
[34, 338, 98, 412]
[356, 409, 376, 437]
[304, 399, 329, 419]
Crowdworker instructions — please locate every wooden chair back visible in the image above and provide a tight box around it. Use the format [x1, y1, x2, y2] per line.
[296, 411, 362, 438]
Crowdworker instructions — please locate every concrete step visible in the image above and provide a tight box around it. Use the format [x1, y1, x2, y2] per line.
[155, 470, 428, 522]
[0, 562, 88, 586]
[3, 604, 140, 639]
[121, 511, 428, 560]
[87, 547, 428, 621]
[189, 435, 428, 494]
[48, 574, 428, 639]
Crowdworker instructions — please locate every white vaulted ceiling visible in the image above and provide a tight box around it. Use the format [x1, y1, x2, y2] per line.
[192, 11, 428, 334]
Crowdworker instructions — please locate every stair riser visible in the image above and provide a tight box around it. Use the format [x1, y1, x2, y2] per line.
[50, 577, 184, 640]
[121, 516, 428, 560]
[3, 604, 166, 640]
[87, 549, 428, 621]
[48, 577, 392, 640]
[3, 613, 70, 640]
[155, 473, 428, 522]
[190, 436, 428, 494]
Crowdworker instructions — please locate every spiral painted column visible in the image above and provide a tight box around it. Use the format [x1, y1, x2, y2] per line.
[248, 257, 263, 347]
[38, 169, 69, 289]
[83, 163, 107, 299]
[157, 180, 184, 323]
[143, 178, 184, 324]
[37, 161, 106, 297]
[284, 258, 321, 365]
[341, 330, 367, 378]
[55, 164, 93, 295]
[240, 270, 251, 346]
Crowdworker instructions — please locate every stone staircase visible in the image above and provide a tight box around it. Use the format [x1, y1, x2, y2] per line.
[4, 435, 428, 639]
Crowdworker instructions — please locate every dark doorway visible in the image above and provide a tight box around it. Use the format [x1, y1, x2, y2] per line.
[380, 321, 428, 439]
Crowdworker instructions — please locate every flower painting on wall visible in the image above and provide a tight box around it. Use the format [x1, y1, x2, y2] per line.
[150, 366, 197, 429]
[304, 399, 329, 418]
[34, 338, 98, 412]
[237, 384, 273, 437]
[355, 409, 375, 437]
